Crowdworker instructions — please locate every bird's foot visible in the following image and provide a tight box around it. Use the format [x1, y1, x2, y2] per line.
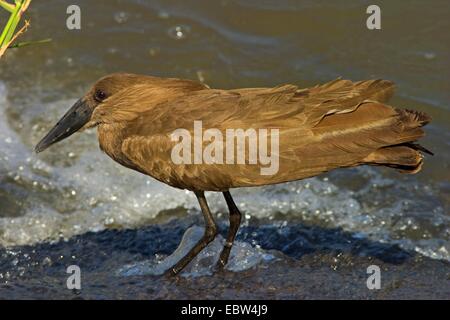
[214, 241, 233, 272]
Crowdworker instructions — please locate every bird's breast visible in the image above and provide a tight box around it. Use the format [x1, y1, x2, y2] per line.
[97, 124, 138, 171]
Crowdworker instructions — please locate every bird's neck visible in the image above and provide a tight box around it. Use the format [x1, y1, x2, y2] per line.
[97, 123, 127, 163]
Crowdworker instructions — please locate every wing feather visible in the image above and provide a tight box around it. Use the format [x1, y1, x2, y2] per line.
[111, 78, 425, 191]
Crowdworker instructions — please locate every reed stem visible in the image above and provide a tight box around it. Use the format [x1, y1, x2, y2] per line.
[0, 0, 15, 13]
[0, 0, 44, 58]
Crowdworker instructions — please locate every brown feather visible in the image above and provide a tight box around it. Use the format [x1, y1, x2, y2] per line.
[90, 75, 430, 191]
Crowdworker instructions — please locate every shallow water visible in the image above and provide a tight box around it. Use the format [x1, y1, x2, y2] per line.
[0, 0, 449, 298]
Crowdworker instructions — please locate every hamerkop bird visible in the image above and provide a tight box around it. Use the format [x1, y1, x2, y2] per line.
[35, 73, 432, 275]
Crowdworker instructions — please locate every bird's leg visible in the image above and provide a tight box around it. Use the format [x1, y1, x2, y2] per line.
[166, 191, 218, 276]
[216, 191, 242, 270]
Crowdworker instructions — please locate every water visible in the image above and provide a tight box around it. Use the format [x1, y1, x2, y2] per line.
[117, 226, 275, 277]
[0, 0, 449, 298]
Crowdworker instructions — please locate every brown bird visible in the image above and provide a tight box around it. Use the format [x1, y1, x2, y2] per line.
[35, 73, 432, 275]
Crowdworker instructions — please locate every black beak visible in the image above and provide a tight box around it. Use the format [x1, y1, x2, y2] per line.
[35, 99, 92, 153]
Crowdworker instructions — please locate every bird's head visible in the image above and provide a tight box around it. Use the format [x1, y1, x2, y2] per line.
[34, 73, 146, 153]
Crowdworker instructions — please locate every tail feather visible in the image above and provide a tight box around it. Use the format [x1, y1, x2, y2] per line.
[402, 142, 433, 156]
[363, 145, 425, 174]
[299, 79, 432, 177]
[363, 108, 432, 174]
[396, 108, 432, 127]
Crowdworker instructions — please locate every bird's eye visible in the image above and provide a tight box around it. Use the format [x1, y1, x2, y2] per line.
[94, 90, 107, 102]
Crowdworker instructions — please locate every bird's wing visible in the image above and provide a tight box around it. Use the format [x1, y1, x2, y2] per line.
[117, 78, 418, 191]
[298, 78, 395, 125]
[123, 78, 395, 134]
